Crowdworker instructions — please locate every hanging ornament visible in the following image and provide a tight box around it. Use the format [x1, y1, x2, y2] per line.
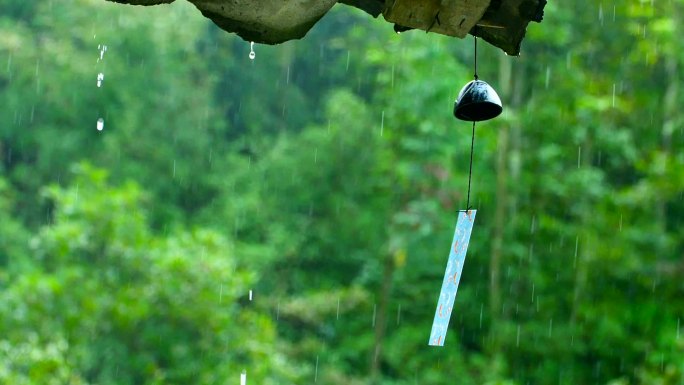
[428, 30, 503, 347]
[454, 30, 503, 122]
[454, 79, 502, 121]
[428, 209, 476, 346]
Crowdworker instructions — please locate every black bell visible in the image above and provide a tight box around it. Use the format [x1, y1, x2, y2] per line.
[453, 79, 503, 122]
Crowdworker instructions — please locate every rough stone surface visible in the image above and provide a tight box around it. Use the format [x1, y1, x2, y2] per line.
[104, 0, 546, 54]
[383, 0, 491, 39]
[107, 0, 175, 5]
[475, 0, 547, 55]
[190, 0, 338, 44]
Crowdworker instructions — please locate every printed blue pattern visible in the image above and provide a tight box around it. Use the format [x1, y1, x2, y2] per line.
[428, 210, 476, 346]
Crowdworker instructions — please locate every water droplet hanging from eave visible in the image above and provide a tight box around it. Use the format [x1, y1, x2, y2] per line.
[249, 42, 256, 60]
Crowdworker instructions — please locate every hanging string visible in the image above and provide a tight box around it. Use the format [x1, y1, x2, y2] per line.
[466, 121, 475, 211]
[473, 30, 479, 80]
[466, 31, 478, 211]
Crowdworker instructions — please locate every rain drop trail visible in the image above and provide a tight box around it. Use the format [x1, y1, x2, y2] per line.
[96, 118, 104, 131]
[573, 236, 579, 268]
[240, 370, 247, 385]
[249, 290, 253, 301]
[249, 42, 255, 60]
[479, 303, 483, 328]
[391, 63, 395, 88]
[397, 304, 402, 325]
[619, 214, 623, 231]
[314, 356, 319, 383]
[545, 66, 550, 89]
[372, 303, 377, 327]
[336, 297, 340, 320]
[577, 146, 582, 168]
[677, 318, 680, 339]
[97, 72, 104, 88]
[97, 44, 108, 62]
[380, 111, 385, 137]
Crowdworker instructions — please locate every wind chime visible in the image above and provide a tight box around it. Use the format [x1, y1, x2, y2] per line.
[428, 30, 503, 346]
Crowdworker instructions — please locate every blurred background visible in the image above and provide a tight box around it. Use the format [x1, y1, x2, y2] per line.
[1, 0, 683, 384]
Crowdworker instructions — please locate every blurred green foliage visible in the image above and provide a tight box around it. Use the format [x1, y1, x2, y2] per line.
[1, 0, 683, 384]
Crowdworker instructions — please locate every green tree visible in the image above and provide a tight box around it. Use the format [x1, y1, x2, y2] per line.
[0, 164, 301, 385]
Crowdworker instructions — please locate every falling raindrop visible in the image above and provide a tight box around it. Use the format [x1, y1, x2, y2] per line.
[397, 304, 402, 325]
[97, 72, 104, 88]
[544, 66, 551, 89]
[249, 290, 253, 301]
[336, 297, 340, 320]
[314, 356, 319, 382]
[96, 117, 104, 131]
[240, 370, 247, 385]
[619, 214, 623, 231]
[98, 44, 108, 62]
[530, 215, 536, 234]
[479, 303, 483, 328]
[249, 42, 256, 60]
[573, 236, 579, 268]
[391, 63, 395, 88]
[516, 324, 521, 347]
[612, 83, 616, 107]
[577, 146, 582, 168]
[380, 111, 385, 137]
[677, 318, 680, 339]
[372, 303, 377, 327]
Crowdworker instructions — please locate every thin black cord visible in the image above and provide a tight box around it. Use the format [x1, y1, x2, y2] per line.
[466, 121, 475, 211]
[473, 32, 478, 80]
[465, 31, 478, 212]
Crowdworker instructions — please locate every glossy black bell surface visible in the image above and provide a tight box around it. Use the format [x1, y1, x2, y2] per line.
[453, 79, 503, 122]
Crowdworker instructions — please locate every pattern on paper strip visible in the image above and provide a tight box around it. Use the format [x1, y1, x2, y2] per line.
[428, 210, 476, 346]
